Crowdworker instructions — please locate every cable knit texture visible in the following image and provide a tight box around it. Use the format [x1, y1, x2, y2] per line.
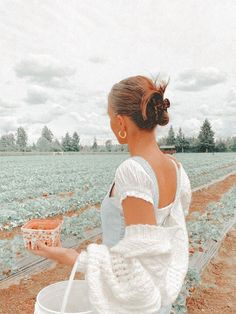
[76, 158, 192, 314]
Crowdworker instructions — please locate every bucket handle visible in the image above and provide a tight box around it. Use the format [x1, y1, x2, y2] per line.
[60, 254, 81, 314]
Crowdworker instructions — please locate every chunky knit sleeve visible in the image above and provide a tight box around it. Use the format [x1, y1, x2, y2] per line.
[114, 158, 155, 207]
[179, 164, 192, 216]
[76, 225, 189, 313]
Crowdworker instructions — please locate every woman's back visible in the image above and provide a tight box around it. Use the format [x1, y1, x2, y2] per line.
[101, 153, 191, 248]
[109, 153, 180, 209]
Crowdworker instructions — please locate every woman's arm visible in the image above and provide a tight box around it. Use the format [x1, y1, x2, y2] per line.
[28, 241, 79, 266]
[29, 194, 158, 265]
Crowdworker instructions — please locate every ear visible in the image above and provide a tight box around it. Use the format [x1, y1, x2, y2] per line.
[116, 114, 125, 125]
[121, 196, 157, 226]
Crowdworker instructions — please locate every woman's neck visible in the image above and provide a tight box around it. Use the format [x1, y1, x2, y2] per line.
[127, 131, 162, 157]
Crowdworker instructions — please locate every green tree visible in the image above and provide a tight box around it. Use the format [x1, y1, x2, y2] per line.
[61, 132, 73, 151]
[175, 128, 184, 152]
[71, 132, 80, 151]
[92, 136, 98, 151]
[32, 142, 37, 151]
[36, 137, 52, 152]
[41, 126, 54, 142]
[0, 133, 16, 151]
[120, 144, 126, 152]
[166, 125, 175, 145]
[105, 139, 112, 152]
[51, 139, 63, 152]
[16, 127, 28, 151]
[215, 139, 227, 152]
[229, 136, 236, 152]
[182, 135, 190, 152]
[186, 136, 199, 152]
[197, 119, 215, 152]
[157, 136, 167, 146]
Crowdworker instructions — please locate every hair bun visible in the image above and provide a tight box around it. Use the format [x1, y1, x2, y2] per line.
[163, 98, 170, 111]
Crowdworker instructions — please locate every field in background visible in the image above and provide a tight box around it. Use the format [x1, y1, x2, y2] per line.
[1, 152, 236, 231]
[0, 152, 236, 313]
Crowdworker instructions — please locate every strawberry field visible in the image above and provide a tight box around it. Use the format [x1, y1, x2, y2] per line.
[0, 152, 236, 313]
[1, 153, 236, 231]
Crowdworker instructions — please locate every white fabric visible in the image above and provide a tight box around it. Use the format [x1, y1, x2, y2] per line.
[76, 158, 192, 314]
[115, 158, 156, 207]
[115, 158, 191, 216]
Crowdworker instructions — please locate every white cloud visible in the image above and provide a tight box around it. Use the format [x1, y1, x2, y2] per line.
[0, 98, 18, 109]
[0, 98, 19, 117]
[175, 67, 227, 91]
[0, 117, 19, 134]
[0, 108, 12, 117]
[198, 104, 224, 118]
[69, 112, 87, 123]
[182, 118, 202, 135]
[0, 1, 235, 141]
[88, 55, 107, 64]
[17, 104, 66, 125]
[24, 86, 49, 104]
[226, 87, 236, 108]
[84, 112, 100, 119]
[15, 54, 76, 89]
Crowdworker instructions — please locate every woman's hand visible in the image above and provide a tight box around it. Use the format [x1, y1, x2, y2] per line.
[27, 240, 79, 267]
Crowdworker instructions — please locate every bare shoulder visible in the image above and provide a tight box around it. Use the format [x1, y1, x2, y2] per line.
[166, 154, 181, 169]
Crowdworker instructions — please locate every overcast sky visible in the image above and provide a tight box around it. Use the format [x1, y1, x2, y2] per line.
[0, 0, 235, 145]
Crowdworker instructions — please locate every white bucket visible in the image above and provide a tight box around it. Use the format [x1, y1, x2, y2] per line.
[34, 280, 94, 314]
[34, 255, 95, 314]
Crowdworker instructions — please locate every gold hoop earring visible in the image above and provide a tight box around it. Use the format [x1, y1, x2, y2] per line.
[118, 130, 127, 139]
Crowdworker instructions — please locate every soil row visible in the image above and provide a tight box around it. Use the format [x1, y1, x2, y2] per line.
[0, 174, 236, 313]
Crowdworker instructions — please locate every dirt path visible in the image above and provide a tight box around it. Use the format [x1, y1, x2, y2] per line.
[0, 174, 236, 314]
[187, 226, 236, 314]
[0, 236, 103, 314]
[187, 174, 236, 217]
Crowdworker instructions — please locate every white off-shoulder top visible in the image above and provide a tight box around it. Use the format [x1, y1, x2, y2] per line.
[114, 156, 191, 218]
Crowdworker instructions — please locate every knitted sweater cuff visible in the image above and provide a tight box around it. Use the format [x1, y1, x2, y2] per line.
[75, 224, 181, 271]
[124, 223, 178, 239]
[110, 223, 181, 258]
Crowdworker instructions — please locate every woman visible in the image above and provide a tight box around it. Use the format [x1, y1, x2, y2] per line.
[29, 75, 192, 314]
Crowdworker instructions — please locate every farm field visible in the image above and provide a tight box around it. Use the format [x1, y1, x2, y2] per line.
[0, 152, 236, 314]
[187, 224, 236, 313]
[1, 152, 236, 231]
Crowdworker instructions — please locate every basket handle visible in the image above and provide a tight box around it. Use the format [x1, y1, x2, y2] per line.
[60, 254, 81, 314]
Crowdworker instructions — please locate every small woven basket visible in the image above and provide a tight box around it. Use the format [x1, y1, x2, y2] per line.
[21, 218, 63, 249]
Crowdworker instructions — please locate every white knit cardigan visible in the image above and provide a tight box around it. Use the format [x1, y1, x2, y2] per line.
[76, 159, 192, 314]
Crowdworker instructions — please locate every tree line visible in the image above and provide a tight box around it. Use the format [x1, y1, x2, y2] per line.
[159, 119, 236, 152]
[0, 119, 235, 153]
